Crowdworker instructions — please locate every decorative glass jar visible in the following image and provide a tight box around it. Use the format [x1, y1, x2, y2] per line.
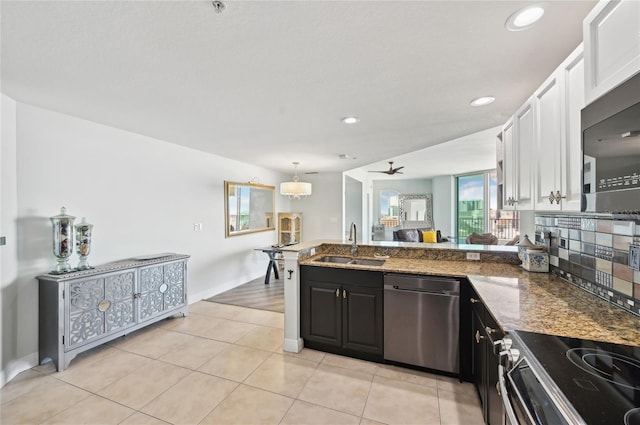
[50, 207, 75, 274]
[74, 217, 94, 270]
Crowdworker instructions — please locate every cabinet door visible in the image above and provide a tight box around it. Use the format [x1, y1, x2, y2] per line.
[515, 100, 535, 210]
[301, 280, 341, 347]
[67, 270, 135, 348]
[139, 262, 186, 321]
[534, 75, 562, 211]
[560, 50, 585, 211]
[584, 0, 640, 105]
[502, 119, 516, 210]
[472, 308, 488, 422]
[163, 261, 186, 310]
[139, 265, 165, 320]
[342, 285, 383, 355]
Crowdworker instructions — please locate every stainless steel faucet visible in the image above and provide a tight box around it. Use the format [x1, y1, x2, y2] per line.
[349, 222, 358, 257]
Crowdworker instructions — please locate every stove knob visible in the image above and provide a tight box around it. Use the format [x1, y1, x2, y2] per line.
[499, 348, 521, 369]
[508, 348, 520, 366]
[493, 338, 513, 354]
[502, 338, 513, 351]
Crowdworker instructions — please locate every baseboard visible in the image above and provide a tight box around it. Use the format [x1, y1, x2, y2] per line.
[1, 351, 39, 388]
[283, 337, 303, 353]
[188, 273, 263, 304]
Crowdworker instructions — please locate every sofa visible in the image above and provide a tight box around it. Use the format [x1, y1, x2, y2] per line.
[392, 228, 448, 243]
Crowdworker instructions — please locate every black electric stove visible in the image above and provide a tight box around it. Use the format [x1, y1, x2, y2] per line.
[509, 330, 640, 425]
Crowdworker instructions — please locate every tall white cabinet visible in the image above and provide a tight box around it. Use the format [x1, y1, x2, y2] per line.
[534, 46, 585, 211]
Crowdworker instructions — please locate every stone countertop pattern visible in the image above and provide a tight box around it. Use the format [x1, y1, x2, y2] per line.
[300, 253, 640, 347]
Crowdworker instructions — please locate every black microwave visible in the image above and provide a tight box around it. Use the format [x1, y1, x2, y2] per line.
[582, 72, 640, 213]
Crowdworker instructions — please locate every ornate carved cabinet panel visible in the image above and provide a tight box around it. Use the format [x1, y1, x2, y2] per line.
[139, 261, 185, 321]
[38, 254, 189, 371]
[66, 270, 135, 348]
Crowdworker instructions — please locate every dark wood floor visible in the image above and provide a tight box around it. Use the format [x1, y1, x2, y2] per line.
[206, 275, 284, 313]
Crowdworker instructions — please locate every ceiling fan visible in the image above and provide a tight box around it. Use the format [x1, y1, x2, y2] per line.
[369, 161, 404, 175]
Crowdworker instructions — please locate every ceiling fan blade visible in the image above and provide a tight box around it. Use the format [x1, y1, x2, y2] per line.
[392, 166, 405, 172]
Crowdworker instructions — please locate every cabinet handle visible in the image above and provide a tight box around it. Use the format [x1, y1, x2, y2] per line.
[548, 191, 555, 204]
[485, 326, 496, 335]
[506, 197, 519, 206]
[470, 298, 480, 304]
[342, 289, 347, 299]
[475, 330, 485, 344]
[335, 289, 340, 298]
[554, 190, 566, 204]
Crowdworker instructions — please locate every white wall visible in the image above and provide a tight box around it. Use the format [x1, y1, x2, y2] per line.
[1, 98, 293, 385]
[344, 176, 363, 241]
[1, 94, 20, 386]
[432, 175, 455, 239]
[288, 172, 344, 242]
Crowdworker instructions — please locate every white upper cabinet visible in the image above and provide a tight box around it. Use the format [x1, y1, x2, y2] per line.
[560, 49, 585, 211]
[500, 98, 535, 211]
[534, 45, 585, 211]
[534, 74, 562, 210]
[514, 100, 535, 210]
[502, 119, 516, 210]
[584, 0, 640, 105]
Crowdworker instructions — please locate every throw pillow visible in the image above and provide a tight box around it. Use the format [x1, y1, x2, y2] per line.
[422, 230, 438, 243]
[397, 229, 421, 242]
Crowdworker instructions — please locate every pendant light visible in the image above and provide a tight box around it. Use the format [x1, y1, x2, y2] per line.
[280, 162, 312, 199]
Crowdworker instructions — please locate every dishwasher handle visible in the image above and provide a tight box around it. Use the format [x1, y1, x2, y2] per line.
[384, 284, 459, 296]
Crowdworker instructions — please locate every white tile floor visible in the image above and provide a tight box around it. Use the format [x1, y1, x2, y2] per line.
[0, 301, 484, 425]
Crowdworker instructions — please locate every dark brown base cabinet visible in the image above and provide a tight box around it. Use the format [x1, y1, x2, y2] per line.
[300, 266, 383, 361]
[469, 289, 505, 425]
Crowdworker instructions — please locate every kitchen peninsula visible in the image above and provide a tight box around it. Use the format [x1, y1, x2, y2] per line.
[280, 240, 640, 356]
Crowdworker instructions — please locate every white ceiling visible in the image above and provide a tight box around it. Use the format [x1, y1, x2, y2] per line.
[1, 1, 596, 177]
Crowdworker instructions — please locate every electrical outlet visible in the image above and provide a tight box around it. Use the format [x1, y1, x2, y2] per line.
[466, 252, 480, 261]
[630, 245, 640, 271]
[193, 223, 203, 232]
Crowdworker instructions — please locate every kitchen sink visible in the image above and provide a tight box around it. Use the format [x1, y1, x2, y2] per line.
[313, 256, 385, 267]
[314, 256, 353, 264]
[349, 258, 385, 266]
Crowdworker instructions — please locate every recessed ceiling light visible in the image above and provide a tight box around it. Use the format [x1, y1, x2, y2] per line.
[470, 96, 495, 107]
[505, 5, 545, 31]
[342, 116, 360, 124]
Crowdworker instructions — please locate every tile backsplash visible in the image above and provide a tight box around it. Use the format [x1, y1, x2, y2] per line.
[535, 213, 640, 316]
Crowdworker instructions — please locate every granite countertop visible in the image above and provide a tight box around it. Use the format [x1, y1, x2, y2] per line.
[300, 251, 640, 346]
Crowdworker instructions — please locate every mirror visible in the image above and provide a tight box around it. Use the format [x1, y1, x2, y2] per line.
[225, 181, 275, 237]
[399, 194, 433, 228]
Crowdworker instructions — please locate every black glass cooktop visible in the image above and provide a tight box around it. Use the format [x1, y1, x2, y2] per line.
[514, 330, 640, 425]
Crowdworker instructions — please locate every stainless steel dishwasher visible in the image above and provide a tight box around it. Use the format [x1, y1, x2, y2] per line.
[384, 273, 460, 373]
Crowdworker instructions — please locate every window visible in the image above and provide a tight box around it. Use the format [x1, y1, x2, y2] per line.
[379, 190, 400, 228]
[456, 170, 518, 243]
